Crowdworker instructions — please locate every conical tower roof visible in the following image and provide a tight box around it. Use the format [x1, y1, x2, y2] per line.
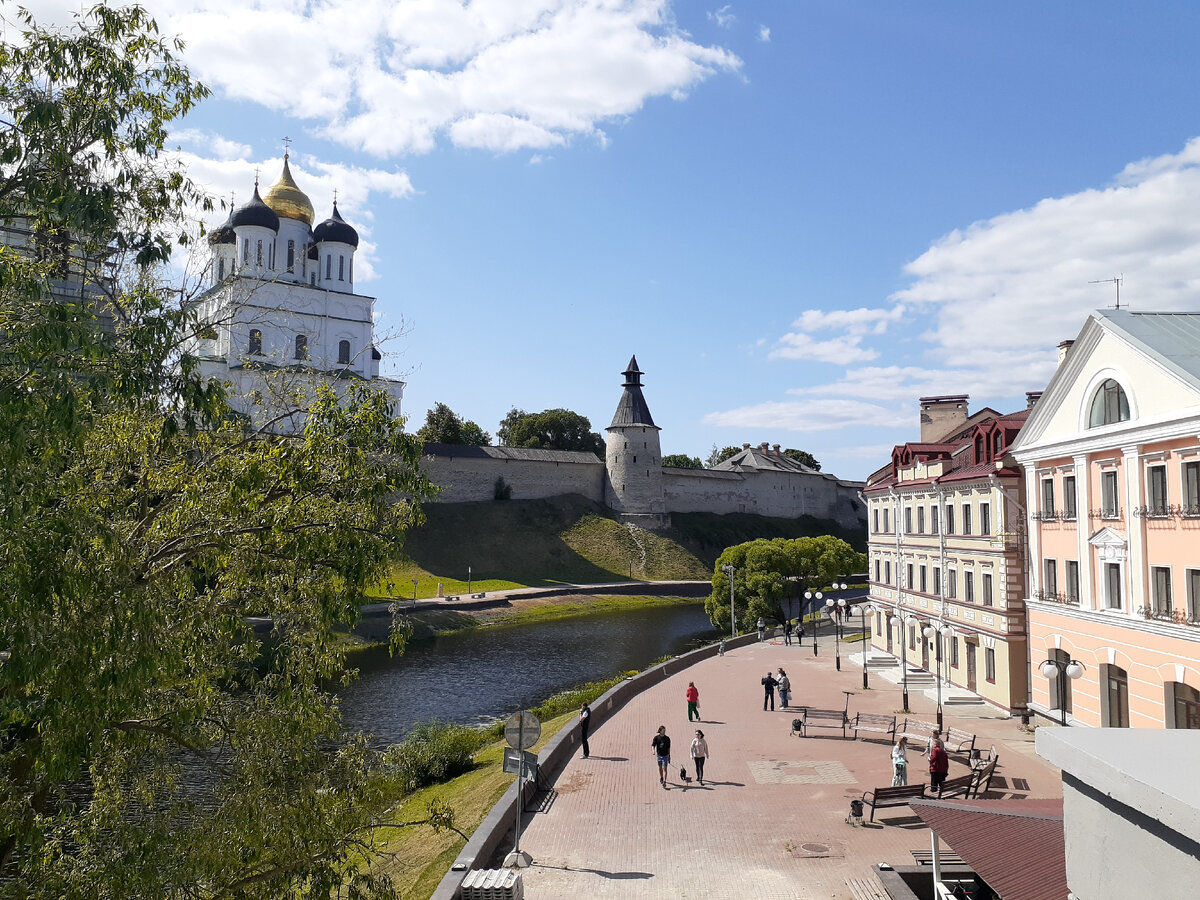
[608, 355, 658, 429]
[262, 154, 315, 226]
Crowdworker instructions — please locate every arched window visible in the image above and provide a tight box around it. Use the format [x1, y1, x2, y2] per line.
[256, 240, 263, 266]
[338, 255, 345, 281]
[974, 434, 985, 464]
[248, 329, 262, 355]
[286, 239, 295, 271]
[993, 431, 1004, 455]
[325, 254, 331, 280]
[338, 340, 351, 365]
[349, 258, 353, 284]
[1088, 378, 1130, 427]
[294, 334, 308, 360]
[218, 258, 225, 281]
[242, 238, 250, 263]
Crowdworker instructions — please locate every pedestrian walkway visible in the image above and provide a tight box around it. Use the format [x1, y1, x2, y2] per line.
[513, 635, 1062, 899]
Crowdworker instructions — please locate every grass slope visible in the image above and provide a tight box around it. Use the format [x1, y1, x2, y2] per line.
[376, 495, 865, 599]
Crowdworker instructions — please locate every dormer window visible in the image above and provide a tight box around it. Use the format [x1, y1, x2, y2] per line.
[1088, 378, 1130, 427]
[294, 334, 308, 360]
[993, 431, 1004, 455]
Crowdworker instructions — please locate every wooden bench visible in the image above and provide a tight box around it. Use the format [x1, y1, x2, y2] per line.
[791, 707, 849, 737]
[860, 783, 927, 821]
[898, 718, 977, 758]
[852, 712, 896, 742]
[970, 755, 998, 797]
[937, 772, 976, 798]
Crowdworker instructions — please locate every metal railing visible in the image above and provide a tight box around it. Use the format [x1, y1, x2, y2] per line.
[1137, 605, 1200, 628]
[1032, 589, 1079, 606]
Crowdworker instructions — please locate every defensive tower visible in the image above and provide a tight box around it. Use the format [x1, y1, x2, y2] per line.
[605, 356, 666, 523]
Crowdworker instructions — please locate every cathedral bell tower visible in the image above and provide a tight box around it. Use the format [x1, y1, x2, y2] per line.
[605, 356, 666, 523]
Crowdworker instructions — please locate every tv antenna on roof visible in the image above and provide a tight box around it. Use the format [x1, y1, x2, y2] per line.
[1088, 274, 1123, 309]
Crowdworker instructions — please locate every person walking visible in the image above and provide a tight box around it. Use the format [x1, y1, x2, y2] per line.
[783, 619, 793, 646]
[929, 738, 950, 795]
[757, 617, 766, 642]
[923, 728, 942, 759]
[690, 729, 710, 786]
[761, 670, 778, 710]
[776, 668, 791, 708]
[891, 736, 909, 786]
[579, 703, 591, 759]
[652, 725, 672, 787]
[685, 681, 700, 722]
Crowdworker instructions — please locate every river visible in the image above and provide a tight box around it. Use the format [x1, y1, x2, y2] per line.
[338, 601, 718, 743]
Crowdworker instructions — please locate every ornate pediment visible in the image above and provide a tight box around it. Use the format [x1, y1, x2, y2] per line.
[1088, 526, 1127, 561]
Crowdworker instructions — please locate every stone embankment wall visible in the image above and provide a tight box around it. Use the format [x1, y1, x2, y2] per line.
[421, 453, 606, 503]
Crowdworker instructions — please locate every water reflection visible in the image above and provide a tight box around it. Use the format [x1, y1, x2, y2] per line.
[338, 603, 717, 744]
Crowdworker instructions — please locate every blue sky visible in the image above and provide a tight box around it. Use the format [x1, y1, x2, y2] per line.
[29, 1, 1200, 479]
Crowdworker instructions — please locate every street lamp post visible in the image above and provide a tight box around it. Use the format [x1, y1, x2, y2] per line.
[720, 564, 736, 639]
[1040, 658, 1085, 726]
[804, 589, 823, 655]
[890, 613, 917, 712]
[857, 604, 874, 689]
[825, 583, 848, 671]
[923, 623, 954, 729]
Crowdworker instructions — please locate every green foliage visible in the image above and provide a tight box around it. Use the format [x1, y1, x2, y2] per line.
[383, 722, 488, 795]
[497, 407, 604, 454]
[706, 444, 741, 467]
[705, 536, 867, 634]
[783, 448, 821, 471]
[662, 453, 702, 468]
[416, 401, 490, 446]
[0, 6, 439, 897]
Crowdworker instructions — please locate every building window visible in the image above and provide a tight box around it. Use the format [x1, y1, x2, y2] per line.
[349, 258, 353, 283]
[1047, 648, 1074, 716]
[982, 573, 993, 607]
[933, 567, 941, 596]
[1106, 666, 1130, 728]
[917, 506, 925, 534]
[1105, 562, 1122, 610]
[931, 506, 939, 534]
[1172, 683, 1200, 729]
[338, 339, 351, 365]
[287, 239, 295, 271]
[1089, 378, 1130, 427]
[248, 328, 262, 355]
[908, 623, 917, 651]
[218, 258, 225, 280]
[1182, 461, 1200, 516]
[1147, 465, 1169, 515]
[269, 242, 274, 269]
[1043, 559, 1058, 598]
[338, 255, 345, 280]
[242, 237, 250, 263]
[985, 648, 996, 683]
[945, 505, 954, 535]
[1063, 475, 1077, 520]
[949, 638, 959, 668]
[1066, 560, 1079, 604]
[873, 508, 879, 533]
[294, 334, 308, 360]
[310, 272, 317, 285]
[962, 503, 972, 535]
[905, 507, 912, 534]
[883, 508, 889, 532]
[885, 561, 891, 585]
[980, 503, 991, 536]
[919, 566, 927, 593]
[1189, 569, 1200, 622]
[256, 240, 263, 266]
[1041, 478, 1055, 515]
[964, 571, 975, 603]
[1152, 566, 1172, 616]
[1102, 470, 1120, 518]
[874, 559, 881, 582]
[906, 564, 914, 589]
[326, 254, 332, 280]
[947, 569, 957, 599]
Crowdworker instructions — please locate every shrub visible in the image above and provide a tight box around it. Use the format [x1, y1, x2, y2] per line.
[384, 721, 489, 794]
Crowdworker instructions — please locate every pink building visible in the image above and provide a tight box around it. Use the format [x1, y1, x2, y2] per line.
[1011, 310, 1200, 729]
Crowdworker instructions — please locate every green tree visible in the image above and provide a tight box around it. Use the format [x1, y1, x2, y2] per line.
[0, 7, 439, 897]
[662, 453, 702, 468]
[497, 407, 604, 454]
[416, 401, 491, 446]
[705, 444, 741, 467]
[783, 448, 821, 471]
[705, 536, 866, 634]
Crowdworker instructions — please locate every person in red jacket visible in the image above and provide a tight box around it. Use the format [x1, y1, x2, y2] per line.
[686, 681, 700, 722]
[929, 738, 950, 794]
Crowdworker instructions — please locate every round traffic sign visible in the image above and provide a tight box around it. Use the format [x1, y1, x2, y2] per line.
[504, 711, 542, 750]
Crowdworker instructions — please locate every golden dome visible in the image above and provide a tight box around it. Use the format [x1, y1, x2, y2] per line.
[262, 154, 315, 226]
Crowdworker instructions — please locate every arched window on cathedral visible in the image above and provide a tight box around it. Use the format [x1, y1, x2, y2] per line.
[248, 329, 262, 355]
[242, 238, 250, 263]
[286, 239, 295, 272]
[1088, 378, 1130, 427]
[325, 254, 331, 280]
[338, 256, 345, 281]
[268, 242, 274, 270]
[294, 334, 308, 360]
[349, 258, 353, 284]
[256, 240, 263, 266]
[218, 258, 225, 281]
[338, 340, 351, 365]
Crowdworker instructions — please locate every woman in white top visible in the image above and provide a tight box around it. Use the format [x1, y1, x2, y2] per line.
[891, 736, 909, 786]
[690, 730, 710, 785]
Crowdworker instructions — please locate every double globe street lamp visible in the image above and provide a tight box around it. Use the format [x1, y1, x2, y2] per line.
[803, 589, 823, 656]
[1040, 657, 1085, 726]
[889, 612, 920, 712]
[823, 583, 849, 670]
[855, 603, 874, 689]
[922, 622, 955, 729]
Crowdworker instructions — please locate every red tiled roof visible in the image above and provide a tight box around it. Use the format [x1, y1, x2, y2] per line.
[910, 799, 1068, 900]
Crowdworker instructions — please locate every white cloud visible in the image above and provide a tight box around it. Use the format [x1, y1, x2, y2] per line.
[708, 5, 735, 29]
[172, 129, 252, 162]
[790, 305, 906, 336]
[758, 25, 770, 42]
[703, 397, 910, 432]
[150, 1, 741, 156]
[769, 332, 879, 363]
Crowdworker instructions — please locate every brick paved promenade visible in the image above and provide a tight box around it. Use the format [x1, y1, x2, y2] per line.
[515, 634, 1063, 899]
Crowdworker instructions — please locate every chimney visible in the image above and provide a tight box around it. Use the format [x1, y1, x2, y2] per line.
[1057, 340, 1074, 365]
[919, 395, 970, 443]
[1026, 391, 1043, 409]
[772, 444, 781, 454]
[742, 443, 751, 450]
[760, 442, 770, 452]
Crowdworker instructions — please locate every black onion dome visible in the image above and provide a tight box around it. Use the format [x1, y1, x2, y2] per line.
[312, 202, 359, 248]
[230, 187, 280, 232]
[207, 206, 235, 245]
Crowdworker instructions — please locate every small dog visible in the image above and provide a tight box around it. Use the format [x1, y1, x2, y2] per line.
[679, 766, 692, 787]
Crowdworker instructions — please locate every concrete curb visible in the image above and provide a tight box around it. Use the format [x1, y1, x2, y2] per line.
[430, 631, 761, 900]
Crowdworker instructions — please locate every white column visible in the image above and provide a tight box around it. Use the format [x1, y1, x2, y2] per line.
[1074, 455, 1093, 610]
[1024, 468, 1040, 599]
[1123, 445, 1143, 617]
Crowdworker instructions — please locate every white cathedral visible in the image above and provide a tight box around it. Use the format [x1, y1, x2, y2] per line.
[187, 156, 403, 431]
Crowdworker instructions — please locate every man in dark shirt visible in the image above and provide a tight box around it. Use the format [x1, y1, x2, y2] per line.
[651, 725, 671, 787]
[579, 703, 591, 759]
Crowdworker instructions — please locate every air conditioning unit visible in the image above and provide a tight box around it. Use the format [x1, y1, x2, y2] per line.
[459, 868, 524, 900]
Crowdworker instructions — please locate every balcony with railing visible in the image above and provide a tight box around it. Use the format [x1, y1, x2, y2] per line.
[1132, 504, 1200, 519]
[1137, 605, 1200, 628]
[1031, 589, 1079, 606]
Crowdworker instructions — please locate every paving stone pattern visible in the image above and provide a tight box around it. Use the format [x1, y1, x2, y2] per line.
[514, 636, 1064, 899]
